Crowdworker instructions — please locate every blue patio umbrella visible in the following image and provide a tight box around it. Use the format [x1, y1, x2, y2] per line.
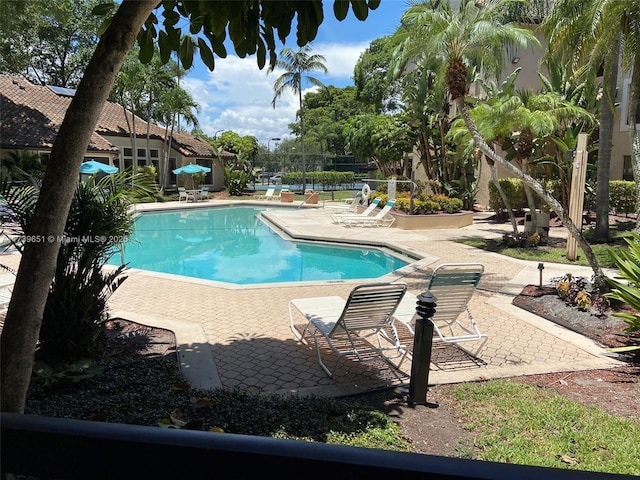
[173, 163, 211, 189]
[80, 160, 119, 175]
[172, 163, 211, 175]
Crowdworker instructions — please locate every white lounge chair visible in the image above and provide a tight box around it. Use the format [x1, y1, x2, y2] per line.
[199, 187, 210, 200]
[331, 197, 381, 223]
[254, 187, 276, 200]
[394, 263, 488, 355]
[289, 282, 409, 377]
[341, 200, 396, 227]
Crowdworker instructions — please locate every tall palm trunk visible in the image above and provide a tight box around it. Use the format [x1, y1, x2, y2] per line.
[455, 97, 606, 288]
[490, 161, 519, 234]
[629, 55, 640, 234]
[0, 0, 157, 414]
[594, 40, 619, 242]
[299, 87, 306, 192]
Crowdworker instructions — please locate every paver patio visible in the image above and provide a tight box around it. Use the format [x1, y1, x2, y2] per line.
[106, 200, 623, 397]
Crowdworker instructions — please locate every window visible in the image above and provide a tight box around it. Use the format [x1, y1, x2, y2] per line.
[169, 158, 177, 185]
[619, 78, 640, 131]
[150, 149, 159, 158]
[623, 156, 634, 181]
[137, 148, 146, 159]
[197, 159, 213, 184]
[123, 148, 132, 157]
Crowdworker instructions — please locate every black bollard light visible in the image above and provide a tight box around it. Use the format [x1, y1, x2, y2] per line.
[408, 291, 437, 406]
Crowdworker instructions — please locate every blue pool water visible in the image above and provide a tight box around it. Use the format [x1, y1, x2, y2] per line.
[109, 206, 408, 284]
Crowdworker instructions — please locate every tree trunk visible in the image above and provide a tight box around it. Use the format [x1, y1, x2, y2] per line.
[490, 162, 518, 235]
[299, 88, 306, 192]
[454, 97, 606, 288]
[594, 41, 619, 242]
[521, 157, 538, 232]
[628, 55, 640, 234]
[0, 0, 157, 414]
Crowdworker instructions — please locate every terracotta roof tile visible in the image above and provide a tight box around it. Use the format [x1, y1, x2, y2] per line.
[0, 74, 234, 159]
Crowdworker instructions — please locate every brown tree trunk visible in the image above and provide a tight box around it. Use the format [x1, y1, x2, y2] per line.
[594, 40, 619, 242]
[0, 0, 157, 414]
[454, 97, 606, 288]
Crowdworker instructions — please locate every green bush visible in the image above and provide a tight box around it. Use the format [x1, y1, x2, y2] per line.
[610, 180, 637, 215]
[488, 178, 527, 212]
[391, 192, 463, 214]
[224, 167, 250, 195]
[1, 171, 158, 365]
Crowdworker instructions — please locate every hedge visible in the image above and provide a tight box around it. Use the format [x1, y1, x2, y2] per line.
[488, 178, 636, 215]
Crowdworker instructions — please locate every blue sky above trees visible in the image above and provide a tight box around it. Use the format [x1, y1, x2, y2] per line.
[182, 0, 408, 145]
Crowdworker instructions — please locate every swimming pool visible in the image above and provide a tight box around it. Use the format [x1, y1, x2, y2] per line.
[110, 206, 408, 285]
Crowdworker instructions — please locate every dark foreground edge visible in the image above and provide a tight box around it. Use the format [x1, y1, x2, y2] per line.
[1, 413, 627, 480]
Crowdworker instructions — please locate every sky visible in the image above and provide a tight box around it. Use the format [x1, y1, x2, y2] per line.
[181, 1, 410, 147]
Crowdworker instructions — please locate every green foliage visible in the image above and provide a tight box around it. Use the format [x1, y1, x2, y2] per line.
[0, 173, 151, 364]
[605, 233, 640, 333]
[1, 151, 46, 181]
[300, 86, 369, 155]
[394, 192, 463, 214]
[343, 113, 415, 177]
[609, 181, 637, 215]
[214, 131, 259, 169]
[0, 0, 103, 87]
[32, 359, 104, 386]
[353, 35, 403, 113]
[488, 178, 528, 212]
[452, 380, 640, 475]
[224, 167, 250, 196]
[490, 178, 637, 217]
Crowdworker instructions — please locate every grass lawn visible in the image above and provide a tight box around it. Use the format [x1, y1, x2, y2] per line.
[455, 223, 634, 269]
[451, 380, 640, 475]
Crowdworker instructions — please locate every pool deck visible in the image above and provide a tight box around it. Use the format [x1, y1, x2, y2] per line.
[2, 199, 625, 397]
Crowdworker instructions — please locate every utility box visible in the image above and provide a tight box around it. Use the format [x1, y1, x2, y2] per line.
[524, 212, 550, 241]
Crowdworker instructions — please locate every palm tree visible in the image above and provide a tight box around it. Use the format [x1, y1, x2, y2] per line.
[401, 0, 608, 287]
[471, 69, 595, 231]
[155, 84, 200, 189]
[269, 45, 328, 192]
[545, 0, 640, 237]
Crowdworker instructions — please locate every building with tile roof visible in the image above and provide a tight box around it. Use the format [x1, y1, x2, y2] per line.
[0, 74, 235, 191]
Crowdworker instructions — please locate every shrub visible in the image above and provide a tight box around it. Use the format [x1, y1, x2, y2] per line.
[224, 167, 250, 195]
[392, 192, 463, 214]
[1, 173, 148, 365]
[488, 178, 527, 212]
[605, 233, 640, 333]
[610, 180, 637, 215]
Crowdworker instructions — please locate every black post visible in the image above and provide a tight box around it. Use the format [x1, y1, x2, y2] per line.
[408, 291, 437, 406]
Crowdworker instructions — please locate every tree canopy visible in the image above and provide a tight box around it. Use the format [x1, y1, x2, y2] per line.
[0, 0, 382, 414]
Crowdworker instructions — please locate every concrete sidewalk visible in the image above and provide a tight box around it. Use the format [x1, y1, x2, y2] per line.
[103, 201, 624, 396]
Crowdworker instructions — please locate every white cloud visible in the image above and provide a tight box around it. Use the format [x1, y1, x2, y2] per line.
[182, 41, 370, 145]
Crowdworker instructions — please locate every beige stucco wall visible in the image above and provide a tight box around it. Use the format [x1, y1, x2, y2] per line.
[104, 136, 225, 191]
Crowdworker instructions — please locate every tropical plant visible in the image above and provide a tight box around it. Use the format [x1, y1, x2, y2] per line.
[1, 171, 155, 364]
[605, 233, 640, 333]
[0, 151, 46, 182]
[156, 83, 200, 189]
[0, 0, 381, 415]
[269, 44, 328, 192]
[224, 167, 250, 196]
[461, 67, 595, 230]
[545, 0, 640, 236]
[402, 0, 608, 288]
